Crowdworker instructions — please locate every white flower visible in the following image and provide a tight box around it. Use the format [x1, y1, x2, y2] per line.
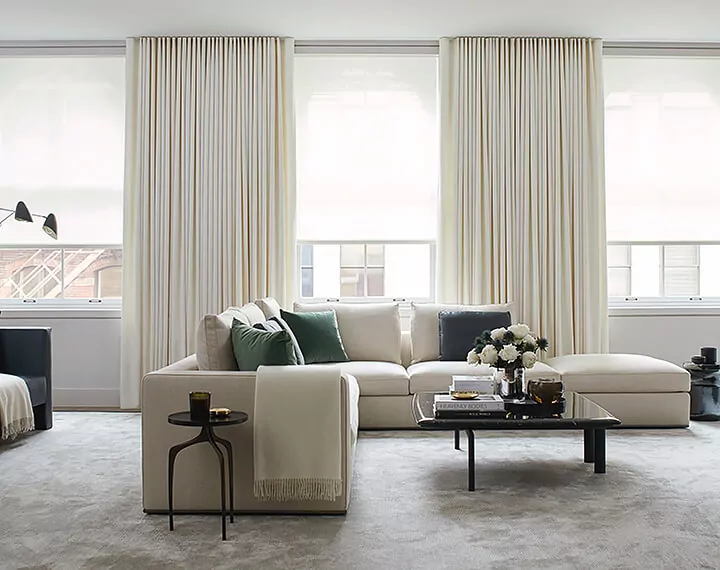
[522, 351, 537, 369]
[480, 345, 499, 366]
[508, 323, 531, 340]
[466, 349, 480, 365]
[490, 327, 507, 341]
[522, 335, 537, 350]
[498, 344, 520, 363]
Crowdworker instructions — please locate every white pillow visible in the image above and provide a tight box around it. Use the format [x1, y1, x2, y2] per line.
[293, 302, 402, 364]
[410, 302, 514, 364]
[196, 303, 267, 370]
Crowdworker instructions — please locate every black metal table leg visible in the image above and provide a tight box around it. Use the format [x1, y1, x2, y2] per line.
[583, 429, 595, 463]
[593, 428, 606, 474]
[465, 429, 475, 491]
[215, 435, 235, 523]
[168, 431, 207, 531]
[206, 428, 228, 540]
[454, 430, 461, 450]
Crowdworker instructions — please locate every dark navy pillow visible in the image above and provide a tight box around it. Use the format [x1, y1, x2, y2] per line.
[438, 310, 512, 361]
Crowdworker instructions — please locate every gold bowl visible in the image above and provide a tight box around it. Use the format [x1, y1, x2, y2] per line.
[210, 407, 231, 416]
[527, 379, 564, 405]
[450, 391, 480, 400]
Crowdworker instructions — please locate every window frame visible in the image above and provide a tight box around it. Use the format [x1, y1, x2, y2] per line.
[604, 44, 720, 311]
[297, 239, 436, 304]
[0, 42, 126, 310]
[608, 240, 720, 308]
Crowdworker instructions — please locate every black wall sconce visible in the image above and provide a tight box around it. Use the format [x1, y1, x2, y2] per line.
[0, 201, 57, 239]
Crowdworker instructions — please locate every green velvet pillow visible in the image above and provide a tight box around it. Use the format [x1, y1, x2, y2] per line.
[279, 309, 349, 364]
[230, 318, 298, 371]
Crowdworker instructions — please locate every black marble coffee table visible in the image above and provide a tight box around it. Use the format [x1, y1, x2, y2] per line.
[412, 392, 621, 491]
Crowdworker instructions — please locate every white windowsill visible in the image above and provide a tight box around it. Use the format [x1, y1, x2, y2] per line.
[609, 304, 720, 317]
[0, 306, 121, 319]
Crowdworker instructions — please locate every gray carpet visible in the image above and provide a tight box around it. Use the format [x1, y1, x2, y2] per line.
[2, 414, 720, 570]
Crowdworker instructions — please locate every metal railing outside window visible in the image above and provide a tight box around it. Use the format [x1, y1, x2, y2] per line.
[0, 245, 122, 306]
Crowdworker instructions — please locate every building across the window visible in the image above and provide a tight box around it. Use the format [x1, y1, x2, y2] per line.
[0, 247, 122, 301]
[295, 52, 439, 302]
[298, 241, 435, 301]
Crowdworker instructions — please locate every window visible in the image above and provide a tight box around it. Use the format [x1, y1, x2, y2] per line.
[605, 55, 720, 303]
[0, 53, 124, 304]
[295, 54, 439, 301]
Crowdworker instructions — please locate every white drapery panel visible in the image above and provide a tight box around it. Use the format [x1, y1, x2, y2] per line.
[439, 37, 607, 356]
[121, 37, 295, 408]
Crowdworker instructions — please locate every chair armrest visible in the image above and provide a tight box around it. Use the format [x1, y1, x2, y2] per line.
[0, 327, 52, 385]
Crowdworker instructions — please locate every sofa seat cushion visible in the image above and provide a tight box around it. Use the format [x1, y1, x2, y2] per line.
[546, 354, 691, 393]
[408, 361, 560, 394]
[306, 362, 409, 396]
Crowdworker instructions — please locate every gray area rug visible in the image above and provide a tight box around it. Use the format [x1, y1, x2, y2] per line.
[1, 413, 720, 570]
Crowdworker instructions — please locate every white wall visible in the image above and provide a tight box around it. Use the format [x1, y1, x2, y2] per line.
[2, 307, 715, 408]
[609, 308, 720, 366]
[0, 309, 121, 408]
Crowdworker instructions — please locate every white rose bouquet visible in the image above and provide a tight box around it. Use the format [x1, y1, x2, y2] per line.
[466, 323, 548, 371]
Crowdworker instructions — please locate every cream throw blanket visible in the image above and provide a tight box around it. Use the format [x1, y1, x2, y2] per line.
[254, 365, 343, 502]
[0, 373, 35, 440]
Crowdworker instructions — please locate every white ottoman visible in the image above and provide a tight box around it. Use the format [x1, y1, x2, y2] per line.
[545, 354, 691, 428]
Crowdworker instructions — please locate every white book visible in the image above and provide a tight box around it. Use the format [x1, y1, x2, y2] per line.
[451, 375, 495, 394]
[434, 394, 505, 411]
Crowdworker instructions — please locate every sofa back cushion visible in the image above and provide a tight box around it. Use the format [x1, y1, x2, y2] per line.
[196, 303, 267, 370]
[438, 310, 512, 361]
[410, 302, 513, 364]
[254, 297, 282, 319]
[293, 302, 402, 364]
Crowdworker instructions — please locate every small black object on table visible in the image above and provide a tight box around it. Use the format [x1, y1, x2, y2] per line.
[167, 411, 248, 540]
[683, 362, 720, 421]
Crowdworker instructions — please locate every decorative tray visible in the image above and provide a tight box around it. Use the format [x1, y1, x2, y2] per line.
[504, 398, 566, 416]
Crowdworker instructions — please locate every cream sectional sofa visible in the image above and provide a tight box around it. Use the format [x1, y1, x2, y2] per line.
[156, 297, 692, 431]
[141, 298, 690, 513]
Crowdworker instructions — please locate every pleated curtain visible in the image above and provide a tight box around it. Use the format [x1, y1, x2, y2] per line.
[121, 37, 295, 409]
[439, 37, 607, 357]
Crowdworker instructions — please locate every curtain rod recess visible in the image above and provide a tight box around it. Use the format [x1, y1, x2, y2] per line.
[0, 40, 125, 56]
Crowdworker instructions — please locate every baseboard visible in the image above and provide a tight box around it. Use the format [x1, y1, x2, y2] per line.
[53, 388, 120, 408]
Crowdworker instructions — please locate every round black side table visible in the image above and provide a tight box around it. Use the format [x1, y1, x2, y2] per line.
[167, 411, 248, 540]
[683, 363, 720, 421]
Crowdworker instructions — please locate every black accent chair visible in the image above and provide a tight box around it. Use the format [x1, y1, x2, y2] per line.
[0, 327, 52, 430]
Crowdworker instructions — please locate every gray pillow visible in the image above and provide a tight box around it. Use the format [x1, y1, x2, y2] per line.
[438, 310, 512, 361]
[254, 317, 305, 365]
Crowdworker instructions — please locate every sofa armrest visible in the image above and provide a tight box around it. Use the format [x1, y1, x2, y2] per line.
[141, 365, 357, 512]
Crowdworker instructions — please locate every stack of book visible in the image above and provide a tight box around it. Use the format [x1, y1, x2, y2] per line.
[434, 394, 506, 419]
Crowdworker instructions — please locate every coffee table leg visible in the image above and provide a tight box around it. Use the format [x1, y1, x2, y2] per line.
[465, 429, 475, 491]
[583, 429, 595, 463]
[454, 430, 460, 450]
[593, 428, 606, 474]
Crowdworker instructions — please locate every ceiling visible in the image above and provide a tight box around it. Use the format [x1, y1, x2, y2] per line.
[1, 0, 720, 42]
